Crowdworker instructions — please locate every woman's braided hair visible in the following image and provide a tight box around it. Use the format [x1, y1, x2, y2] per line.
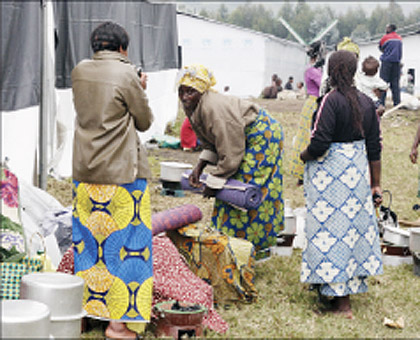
[328, 50, 363, 136]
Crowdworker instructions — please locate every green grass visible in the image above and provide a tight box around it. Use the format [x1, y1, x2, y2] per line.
[201, 99, 420, 338]
[51, 97, 420, 338]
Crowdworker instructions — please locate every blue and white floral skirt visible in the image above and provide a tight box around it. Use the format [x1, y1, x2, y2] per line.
[301, 141, 383, 296]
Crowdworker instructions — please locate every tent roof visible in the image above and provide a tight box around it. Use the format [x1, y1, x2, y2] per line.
[177, 11, 306, 50]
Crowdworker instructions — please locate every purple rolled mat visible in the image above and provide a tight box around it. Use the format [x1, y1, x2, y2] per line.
[151, 204, 203, 236]
[180, 170, 263, 210]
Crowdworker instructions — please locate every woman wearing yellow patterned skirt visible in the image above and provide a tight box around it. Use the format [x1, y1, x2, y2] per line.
[177, 64, 284, 259]
[71, 22, 154, 339]
[289, 42, 323, 184]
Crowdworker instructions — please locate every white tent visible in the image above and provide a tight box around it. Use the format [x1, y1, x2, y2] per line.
[2, 7, 309, 187]
[1, 2, 180, 185]
[177, 12, 307, 98]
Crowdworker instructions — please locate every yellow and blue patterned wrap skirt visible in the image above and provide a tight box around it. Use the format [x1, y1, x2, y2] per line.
[211, 109, 284, 259]
[72, 179, 153, 322]
[289, 95, 318, 181]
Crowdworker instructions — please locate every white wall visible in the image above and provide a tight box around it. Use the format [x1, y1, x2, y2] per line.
[265, 38, 307, 89]
[178, 14, 266, 98]
[177, 14, 307, 98]
[359, 34, 420, 95]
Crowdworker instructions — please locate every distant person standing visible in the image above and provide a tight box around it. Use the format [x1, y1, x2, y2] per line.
[289, 41, 323, 184]
[378, 24, 402, 106]
[285, 76, 294, 90]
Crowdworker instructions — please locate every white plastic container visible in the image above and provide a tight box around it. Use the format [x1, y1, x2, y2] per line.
[1, 299, 51, 338]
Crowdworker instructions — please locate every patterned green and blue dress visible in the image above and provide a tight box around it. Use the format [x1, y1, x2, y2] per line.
[211, 109, 284, 259]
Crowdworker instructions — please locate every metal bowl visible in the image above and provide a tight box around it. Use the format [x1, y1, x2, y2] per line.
[1, 299, 50, 338]
[160, 161, 192, 182]
[20, 272, 84, 317]
[383, 225, 410, 247]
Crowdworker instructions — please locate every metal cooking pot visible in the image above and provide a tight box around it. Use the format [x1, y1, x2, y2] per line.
[20, 272, 84, 317]
[154, 300, 207, 326]
[50, 311, 87, 339]
[1, 299, 51, 338]
[160, 162, 193, 182]
[409, 227, 420, 253]
[283, 206, 296, 234]
[383, 225, 410, 247]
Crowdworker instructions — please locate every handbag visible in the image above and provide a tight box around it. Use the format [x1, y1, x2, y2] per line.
[0, 233, 45, 300]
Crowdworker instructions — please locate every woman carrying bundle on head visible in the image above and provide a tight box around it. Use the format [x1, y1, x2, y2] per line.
[299, 50, 383, 319]
[177, 64, 284, 260]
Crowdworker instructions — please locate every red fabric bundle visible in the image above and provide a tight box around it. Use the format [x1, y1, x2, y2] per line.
[180, 117, 198, 149]
[57, 235, 228, 334]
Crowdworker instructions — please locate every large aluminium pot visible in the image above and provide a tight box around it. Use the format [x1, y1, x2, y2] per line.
[20, 272, 84, 317]
[1, 299, 51, 338]
[409, 227, 420, 253]
[160, 161, 193, 182]
[20, 272, 85, 338]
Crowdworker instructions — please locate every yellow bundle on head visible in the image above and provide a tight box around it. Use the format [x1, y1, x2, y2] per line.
[177, 64, 216, 93]
[337, 37, 360, 57]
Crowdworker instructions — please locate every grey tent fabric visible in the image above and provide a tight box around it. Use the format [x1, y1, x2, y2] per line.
[54, 2, 179, 89]
[1, 2, 42, 111]
[1, 2, 179, 111]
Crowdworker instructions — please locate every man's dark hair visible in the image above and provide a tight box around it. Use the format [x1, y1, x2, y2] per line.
[90, 21, 129, 53]
[388, 24, 397, 32]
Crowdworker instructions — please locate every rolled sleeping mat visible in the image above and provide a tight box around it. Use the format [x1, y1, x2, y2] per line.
[180, 170, 263, 210]
[152, 204, 203, 236]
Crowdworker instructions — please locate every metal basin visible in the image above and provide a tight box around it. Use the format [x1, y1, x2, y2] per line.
[383, 225, 410, 247]
[1, 299, 50, 338]
[160, 161, 192, 182]
[409, 227, 420, 253]
[20, 272, 84, 317]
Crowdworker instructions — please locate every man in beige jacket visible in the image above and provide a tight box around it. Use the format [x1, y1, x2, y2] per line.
[71, 22, 154, 339]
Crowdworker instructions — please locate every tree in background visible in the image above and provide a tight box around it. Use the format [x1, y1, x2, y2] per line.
[337, 6, 367, 39]
[193, 1, 420, 46]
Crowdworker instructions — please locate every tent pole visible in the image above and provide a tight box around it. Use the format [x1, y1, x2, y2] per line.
[39, 0, 48, 189]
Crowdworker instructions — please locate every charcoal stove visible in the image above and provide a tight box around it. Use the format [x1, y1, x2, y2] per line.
[153, 301, 206, 339]
[160, 179, 184, 197]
